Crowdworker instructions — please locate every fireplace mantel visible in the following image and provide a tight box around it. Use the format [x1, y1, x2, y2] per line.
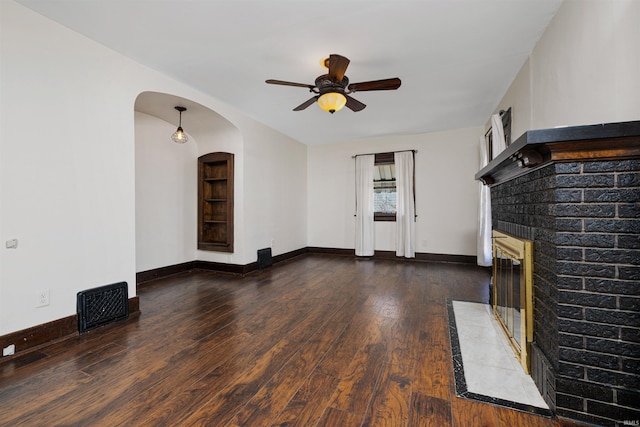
[475, 120, 640, 185]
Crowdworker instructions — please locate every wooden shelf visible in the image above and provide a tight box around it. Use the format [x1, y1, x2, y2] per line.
[198, 152, 234, 252]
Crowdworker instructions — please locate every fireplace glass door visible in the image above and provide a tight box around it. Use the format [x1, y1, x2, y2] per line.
[492, 230, 533, 373]
[495, 249, 522, 347]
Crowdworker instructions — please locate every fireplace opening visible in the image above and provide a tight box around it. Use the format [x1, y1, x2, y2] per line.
[492, 230, 534, 374]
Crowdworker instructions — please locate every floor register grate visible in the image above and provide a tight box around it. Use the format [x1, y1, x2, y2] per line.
[77, 281, 129, 333]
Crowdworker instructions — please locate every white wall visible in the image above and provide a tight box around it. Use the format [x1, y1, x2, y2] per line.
[307, 127, 483, 256]
[491, 58, 532, 142]
[193, 107, 307, 264]
[1, 1, 139, 334]
[0, 1, 307, 336]
[135, 112, 198, 272]
[242, 123, 308, 260]
[489, 0, 640, 135]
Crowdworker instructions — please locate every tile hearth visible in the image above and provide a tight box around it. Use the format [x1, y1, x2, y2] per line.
[448, 300, 552, 417]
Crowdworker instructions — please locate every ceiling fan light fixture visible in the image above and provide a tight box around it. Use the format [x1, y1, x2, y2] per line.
[266, 54, 399, 113]
[171, 106, 188, 144]
[317, 92, 346, 114]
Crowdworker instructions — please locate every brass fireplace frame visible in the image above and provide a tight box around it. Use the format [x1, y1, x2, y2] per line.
[492, 230, 534, 373]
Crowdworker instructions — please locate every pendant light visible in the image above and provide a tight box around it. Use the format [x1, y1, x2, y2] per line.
[171, 106, 188, 144]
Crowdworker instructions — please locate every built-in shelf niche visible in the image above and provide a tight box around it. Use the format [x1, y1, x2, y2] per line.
[198, 152, 234, 252]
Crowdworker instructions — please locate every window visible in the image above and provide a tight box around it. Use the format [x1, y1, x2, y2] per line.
[485, 107, 512, 160]
[355, 151, 415, 222]
[374, 152, 397, 221]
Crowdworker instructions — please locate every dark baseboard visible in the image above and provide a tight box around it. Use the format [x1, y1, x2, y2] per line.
[0, 315, 77, 356]
[137, 248, 311, 284]
[0, 296, 139, 362]
[137, 247, 477, 285]
[129, 296, 140, 318]
[196, 247, 309, 276]
[194, 260, 248, 275]
[415, 252, 476, 264]
[307, 247, 476, 264]
[137, 261, 198, 285]
[137, 258, 244, 285]
[306, 247, 355, 256]
[273, 247, 308, 265]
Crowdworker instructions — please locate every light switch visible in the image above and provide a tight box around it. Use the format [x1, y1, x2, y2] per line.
[5, 239, 18, 249]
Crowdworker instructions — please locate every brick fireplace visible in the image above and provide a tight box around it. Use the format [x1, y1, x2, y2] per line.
[476, 121, 639, 426]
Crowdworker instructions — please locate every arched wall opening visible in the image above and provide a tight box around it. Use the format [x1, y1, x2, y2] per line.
[134, 91, 243, 273]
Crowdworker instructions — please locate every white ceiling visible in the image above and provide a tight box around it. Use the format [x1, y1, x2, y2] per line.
[17, 0, 563, 145]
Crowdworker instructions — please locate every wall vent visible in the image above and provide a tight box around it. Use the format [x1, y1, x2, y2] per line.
[257, 248, 273, 270]
[77, 282, 129, 333]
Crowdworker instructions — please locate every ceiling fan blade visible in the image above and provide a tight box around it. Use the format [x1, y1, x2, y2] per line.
[345, 95, 366, 112]
[266, 79, 315, 90]
[293, 96, 319, 111]
[348, 78, 401, 92]
[327, 54, 350, 83]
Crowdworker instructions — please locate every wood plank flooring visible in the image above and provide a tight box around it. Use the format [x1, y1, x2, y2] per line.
[0, 254, 587, 426]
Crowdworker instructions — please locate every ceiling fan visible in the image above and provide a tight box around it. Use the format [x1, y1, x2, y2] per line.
[266, 54, 401, 113]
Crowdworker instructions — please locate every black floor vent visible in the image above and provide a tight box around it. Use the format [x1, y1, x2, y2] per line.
[257, 248, 273, 270]
[77, 281, 129, 333]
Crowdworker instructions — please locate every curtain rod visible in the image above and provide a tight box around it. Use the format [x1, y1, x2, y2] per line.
[351, 149, 416, 159]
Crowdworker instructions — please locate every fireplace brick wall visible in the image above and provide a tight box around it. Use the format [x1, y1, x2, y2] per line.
[491, 159, 640, 426]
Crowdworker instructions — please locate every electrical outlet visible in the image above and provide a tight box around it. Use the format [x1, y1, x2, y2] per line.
[3, 344, 15, 356]
[36, 289, 50, 307]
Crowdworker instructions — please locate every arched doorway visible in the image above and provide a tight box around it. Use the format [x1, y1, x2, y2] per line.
[134, 91, 242, 275]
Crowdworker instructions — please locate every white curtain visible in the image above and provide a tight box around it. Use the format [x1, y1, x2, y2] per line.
[355, 154, 375, 256]
[394, 151, 415, 258]
[477, 113, 508, 267]
[491, 113, 508, 159]
[477, 135, 492, 267]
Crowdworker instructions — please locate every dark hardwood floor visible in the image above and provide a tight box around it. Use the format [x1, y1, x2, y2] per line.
[0, 254, 586, 426]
